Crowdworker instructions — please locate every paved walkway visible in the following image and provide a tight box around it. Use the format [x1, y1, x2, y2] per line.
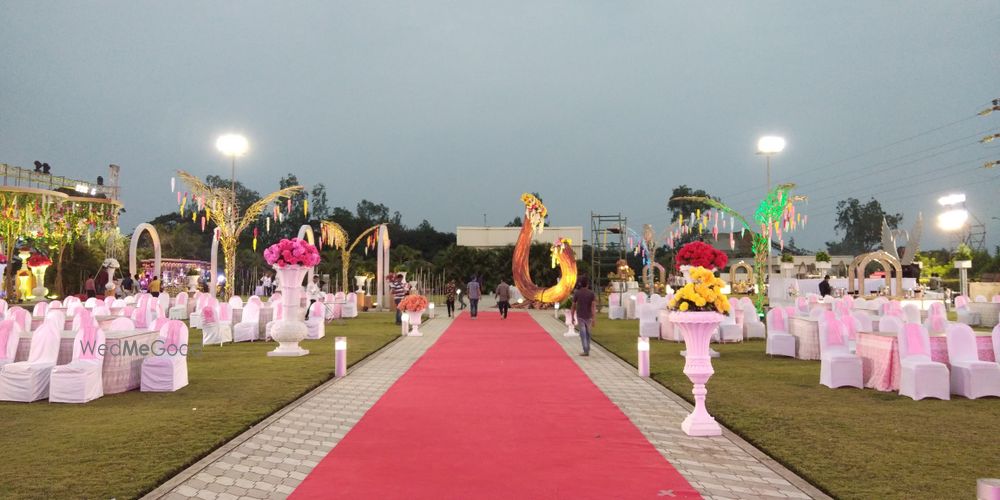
[147, 310, 828, 500]
[531, 311, 828, 500]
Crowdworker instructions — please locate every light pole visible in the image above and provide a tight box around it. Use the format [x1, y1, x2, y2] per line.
[757, 136, 785, 275]
[216, 134, 249, 220]
[937, 193, 971, 297]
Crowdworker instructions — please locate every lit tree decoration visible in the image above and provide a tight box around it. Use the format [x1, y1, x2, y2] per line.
[672, 183, 806, 310]
[320, 220, 389, 293]
[177, 170, 303, 299]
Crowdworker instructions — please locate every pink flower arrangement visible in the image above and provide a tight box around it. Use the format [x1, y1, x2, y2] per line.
[0, 253, 7, 264]
[397, 294, 429, 312]
[264, 238, 321, 268]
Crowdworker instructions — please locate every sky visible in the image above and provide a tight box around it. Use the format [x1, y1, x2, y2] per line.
[2, 1, 998, 252]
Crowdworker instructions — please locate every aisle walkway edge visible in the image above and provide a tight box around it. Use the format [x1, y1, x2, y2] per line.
[144, 315, 454, 500]
[529, 311, 831, 500]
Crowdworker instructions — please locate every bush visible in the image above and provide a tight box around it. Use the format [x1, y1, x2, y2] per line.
[781, 253, 794, 263]
[815, 251, 830, 262]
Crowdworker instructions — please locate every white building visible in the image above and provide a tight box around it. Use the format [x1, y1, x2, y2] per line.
[456, 226, 584, 254]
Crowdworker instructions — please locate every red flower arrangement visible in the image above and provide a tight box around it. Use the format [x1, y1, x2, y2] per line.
[674, 241, 727, 271]
[27, 253, 53, 268]
[0, 253, 7, 264]
[263, 238, 321, 268]
[397, 294, 429, 312]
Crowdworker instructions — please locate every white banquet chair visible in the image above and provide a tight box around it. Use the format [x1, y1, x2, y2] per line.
[141, 320, 189, 392]
[265, 302, 285, 340]
[305, 301, 325, 339]
[993, 324, 1000, 364]
[71, 309, 97, 332]
[638, 302, 661, 338]
[819, 318, 863, 389]
[0, 320, 23, 369]
[897, 323, 950, 401]
[168, 292, 189, 320]
[218, 303, 234, 329]
[45, 309, 67, 334]
[233, 301, 261, 342]
[91, 304, 111, 317]
[6, 307, 32, 332]
[766, 308, 796, 357]
[107, 317, 135, 331]
[795, 297, 809, 316]
[975, 295, 987, 303]
[123, 295, 136, 305]
[0, 299, 8, 316]
[993, 295, 1000, 303]
[156, 292, 170, 320]
[740, 299, 765, 339]
[902, 304, 921, 324]
[923, 302, 948, 334]
[228, 295, 244, 318]
[878, 316, 904, 335]
[955, 295, 981, 326]
[200, 305, 232, 346]
[717, 312, 743, 343]
[49, 324, 106, 403]
[0, 323, 60, 402]
[851, 310, 874, 333]
[342, 293, 358, 318]
[131, 296, 153, 330]
[945, 323, 1000, 399]
[84, 297, 98, 308]
[32, 302, 48, 318]
[104, 296, 115, 308]
[188, 294, 213, 329]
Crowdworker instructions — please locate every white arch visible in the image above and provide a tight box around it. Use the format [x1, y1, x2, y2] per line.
[210, 228, 220, 296]
[297, 224, 316, 283]
[129, 223, 161, 279]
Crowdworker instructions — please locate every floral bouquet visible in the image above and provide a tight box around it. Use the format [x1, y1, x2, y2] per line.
[27, 253, 53, 268]
[675, 241, 727, 271]
[0, 253, 7, 264]
[668, 266, 730, 314]
[264, 238, 321, 268]
[397, 294, 429, 312]
[102, 258, 121, 269]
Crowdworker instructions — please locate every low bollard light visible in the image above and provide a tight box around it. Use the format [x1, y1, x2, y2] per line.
[554, 302, 561, 319]
[638, 337, 650, 377]
[401, 313, 409, 336]
[334, 337, 347, 378]
[428, 302, 435, 319]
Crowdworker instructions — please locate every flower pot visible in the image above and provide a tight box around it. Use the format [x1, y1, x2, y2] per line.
[31, 266, 49, 299]
[406, 309, 424, 336]
[670, 311, 724, 437]
[268, 265, 311, 357]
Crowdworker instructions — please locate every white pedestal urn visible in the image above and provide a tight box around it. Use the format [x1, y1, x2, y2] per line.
[670, 310, 724, 437]
[407, 310, 424, 336]
[268, 265, 311, 357]
[563, 310, 578, 337]
[30, 265, 49, 299]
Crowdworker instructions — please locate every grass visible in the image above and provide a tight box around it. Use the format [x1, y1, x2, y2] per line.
[592, 320, 1000, 500]
[0, 312, 400, 499]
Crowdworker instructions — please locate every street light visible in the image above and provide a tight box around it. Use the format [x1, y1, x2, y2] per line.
[757, 135, 786, 272]
[216, 133, 249, 218]
[937, 192, 971, 296]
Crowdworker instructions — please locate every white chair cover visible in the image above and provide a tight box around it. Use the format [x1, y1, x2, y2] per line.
[45, 309, 67, 334]
[0, 320, 23, 366]
[265, 302, 285, 340]
[5, 307, 32, 332]
[897, 323, 950, 400]
[717, 312, 742, 343]
[851, 310, 874, 333]
[233, 301, 261, 342]
[188, 293, 214, 329]
[104, 296, 115, 307]
[201, 305, 232, 345]
[766, 308, 796, 357]
[247, 295, 262, 307]
[638, 303, 661, 338]
[0, 299, 8, 316]
[0, 323, 60, 402]
[945, 323, 1000, 399]
[92, 305, 111, 317]
[993, 324, 1000, 366]
[342, 293, 358, 318]
[818, 317, 863, 389]
[305, 301, 325, 339]
[71, 309, 97, 332]
[49, 324, 106, 403]
[123, 295, 137, 305]
[228, 295, 244, 313]
[955, 295, 981, 326]
[131, 295, 152, 330]
[141, 320, 189, 392]
[168, 292, 189, 320]
[84, 297, 98, 308]
[975, 295, 987, 303]
[741, 300, 765, 339]
[902, 304, 921, 324]
[923, 302, 948, 334]
[878, 316, 904, 334]
[156, 293, 171, 319]
[330, 292, 346, 319]
[32, 302, 48, 318]
[107, 317, 135, 331]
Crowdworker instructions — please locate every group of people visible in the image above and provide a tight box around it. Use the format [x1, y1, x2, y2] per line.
[82, 273, 160, 298]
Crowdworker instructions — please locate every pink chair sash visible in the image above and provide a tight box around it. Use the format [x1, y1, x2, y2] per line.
[164, 321, 184, 348]
[219, 304, 231, 322]
[771, 308, 786, 331]
[842, 317, 857, 340]
[153, 317, 169, 331]
[203, 306, 217, 324]
[76, 309, 95, 329]
[33, 302, 47, 317]
[808, 295, 819, 304]
[903, 324, 927, 356]
[955, 295, 969, 309]
[823, 310, 836, 324]
[827, 319, 845, 346]
[0, 321, 14, 357]
[310, 301, 324, 318]
[124, 305, 136, 317]
[929, 314, 946, 332]
[796, 297, 808, 312]
[992, 295, 1000, 303]
[79, 323, 99, 360]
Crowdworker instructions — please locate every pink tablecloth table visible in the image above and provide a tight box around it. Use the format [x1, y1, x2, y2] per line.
[15, 329, 159, 394]
[788, 317, 821, 360]
[856, 332, 996, 392]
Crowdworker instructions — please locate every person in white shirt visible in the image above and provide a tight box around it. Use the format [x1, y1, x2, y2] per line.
[261, 273, 274, 295]
[305, 275, 323, 319]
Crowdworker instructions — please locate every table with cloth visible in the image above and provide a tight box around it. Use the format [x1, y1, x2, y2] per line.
[15, 329, 159, 394]
[788, 317, 822, 360]
[856, 331, 996, 391]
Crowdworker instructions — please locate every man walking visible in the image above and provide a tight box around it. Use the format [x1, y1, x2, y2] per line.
[570, 277, 597, 356]
[444, 279, 457, 318]
[467, 275, 481, 319]
[390, 274, 410, 325]
[495, 278, 511, 319]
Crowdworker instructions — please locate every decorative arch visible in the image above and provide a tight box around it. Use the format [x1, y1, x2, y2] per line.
[129, 223, 161, 279]
[641, 262, 666, 292]
[297, 224, 317, 284]
[848, 250, 901, 295]
[729, 261, 754, 284]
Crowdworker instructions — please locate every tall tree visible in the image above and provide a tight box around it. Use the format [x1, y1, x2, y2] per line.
[825, 197, 902, 255]
[667, 185, 716, 223]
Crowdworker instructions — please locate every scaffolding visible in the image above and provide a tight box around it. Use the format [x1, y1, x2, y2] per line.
[0, 163, 121, 201]
[590, 212, 627, 297]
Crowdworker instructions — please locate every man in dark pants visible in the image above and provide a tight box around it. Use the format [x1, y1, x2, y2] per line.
[495, 278, 511, 319]
[467, 275, 481, 319]
[819, 275, 832, 297]
[570, 277, 597, 356]
[390, 274, 409, 324]
[444, 280, 457, 318]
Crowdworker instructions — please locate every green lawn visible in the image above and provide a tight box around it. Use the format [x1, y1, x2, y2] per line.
[0, 313, 400, 499]
[593, 320, 1000, 500]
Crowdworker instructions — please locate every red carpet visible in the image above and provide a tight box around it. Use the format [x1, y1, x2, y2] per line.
[292, 311, 700, 499]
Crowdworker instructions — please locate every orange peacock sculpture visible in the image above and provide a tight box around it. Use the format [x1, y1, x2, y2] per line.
[512, 193, 577, 304]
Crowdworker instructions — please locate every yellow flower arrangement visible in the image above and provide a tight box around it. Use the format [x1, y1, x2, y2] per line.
[668, 266, 730, 314]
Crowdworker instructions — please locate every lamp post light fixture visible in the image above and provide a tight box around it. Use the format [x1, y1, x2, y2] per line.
[757, 135, 786, 272]
[554, 301, 560, 319]
[334, 337, 347, 378]
[428, 302, 435, 319]
[215, 133, 249, 218]
[937, 193, 972, 296]
[401, 312, 409, 336]
[638, 337, 650, 377]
